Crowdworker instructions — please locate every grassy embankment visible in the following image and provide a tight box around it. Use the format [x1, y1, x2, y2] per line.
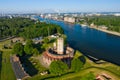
[0, 40, 16, 80]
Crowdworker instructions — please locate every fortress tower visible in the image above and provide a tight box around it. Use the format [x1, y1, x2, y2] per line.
[42, 37, 74, 67]
[57, 38, 64, 54]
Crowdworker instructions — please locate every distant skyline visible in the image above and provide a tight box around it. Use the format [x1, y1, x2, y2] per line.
[0, 0, 120, 13]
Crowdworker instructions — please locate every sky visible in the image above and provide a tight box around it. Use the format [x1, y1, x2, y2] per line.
[0, 0, 120, 13]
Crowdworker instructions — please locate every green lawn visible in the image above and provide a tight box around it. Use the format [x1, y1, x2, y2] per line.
[49, 67, 120, 80]
[0, 51, 16, 80]
[29, 66, 120, 80]
[0, 40, 16, 80]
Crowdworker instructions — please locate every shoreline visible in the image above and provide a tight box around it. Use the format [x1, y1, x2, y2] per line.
[92, 27, 120, 37]
[77, 23, 120, 37]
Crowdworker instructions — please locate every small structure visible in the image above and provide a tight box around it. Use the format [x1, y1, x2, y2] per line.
[32, 37, 43, 44]
[96, 74, 112, 80]
[40, 71, 48, 75]
[42, 38, 74, 66]
[12, 37, 24, 43]
[50, 33, 60, 38]
[10, 55, 29, 80]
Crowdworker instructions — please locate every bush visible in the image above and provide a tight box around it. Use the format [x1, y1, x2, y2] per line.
[12, 43, 24, 56]
[24, 39, 33, 55]
[71, 58, 83, 72]
[49, 60, 69, 75]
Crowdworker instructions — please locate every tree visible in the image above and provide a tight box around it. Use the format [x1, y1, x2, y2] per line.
[12, 43, 24, 56]
[62, 35, 67, 46]
[24, 39, 33, 55]
[71, 58, 83, 72]
[57, 26, 64, 34]
[43, 37, 49, 43]
[49, 60, 68, 75]
[32, 48, 39, 56]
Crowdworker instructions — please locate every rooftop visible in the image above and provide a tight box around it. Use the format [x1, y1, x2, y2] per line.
[10, 56, 29, 80]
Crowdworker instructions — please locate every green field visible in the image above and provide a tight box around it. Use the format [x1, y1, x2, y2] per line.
[0, 40, 16, 80]
[0, 51, 16, 80]
[48, 67, 120, 80]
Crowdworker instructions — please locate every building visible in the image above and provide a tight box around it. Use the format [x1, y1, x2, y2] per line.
[42, 38, 74, 66]
[10, 55, 29, 80]
[64, 17, 75, 23]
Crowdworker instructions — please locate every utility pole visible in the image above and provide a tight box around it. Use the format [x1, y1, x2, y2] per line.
[47, 19, 50, 37]
[48, 26, 49, 37]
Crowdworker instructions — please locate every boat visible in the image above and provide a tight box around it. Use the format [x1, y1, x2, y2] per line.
[81, 24, 87, 27]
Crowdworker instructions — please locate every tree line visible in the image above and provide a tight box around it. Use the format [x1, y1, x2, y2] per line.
[0, 17, 64, 39]
[0, 17, 35, 39]
[19, 22, 64, 39]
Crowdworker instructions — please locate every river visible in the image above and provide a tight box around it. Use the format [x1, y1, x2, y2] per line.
[38, 17, 120, 65]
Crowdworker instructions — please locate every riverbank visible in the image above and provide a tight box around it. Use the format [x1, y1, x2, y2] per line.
[77, 22, 120, 37]
[91, 27, 120, 37]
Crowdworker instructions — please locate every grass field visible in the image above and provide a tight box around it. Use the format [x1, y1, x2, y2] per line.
[0, 40, 16, 80]
[49, 67, 120, 80]
[0, 51, 16, 80]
